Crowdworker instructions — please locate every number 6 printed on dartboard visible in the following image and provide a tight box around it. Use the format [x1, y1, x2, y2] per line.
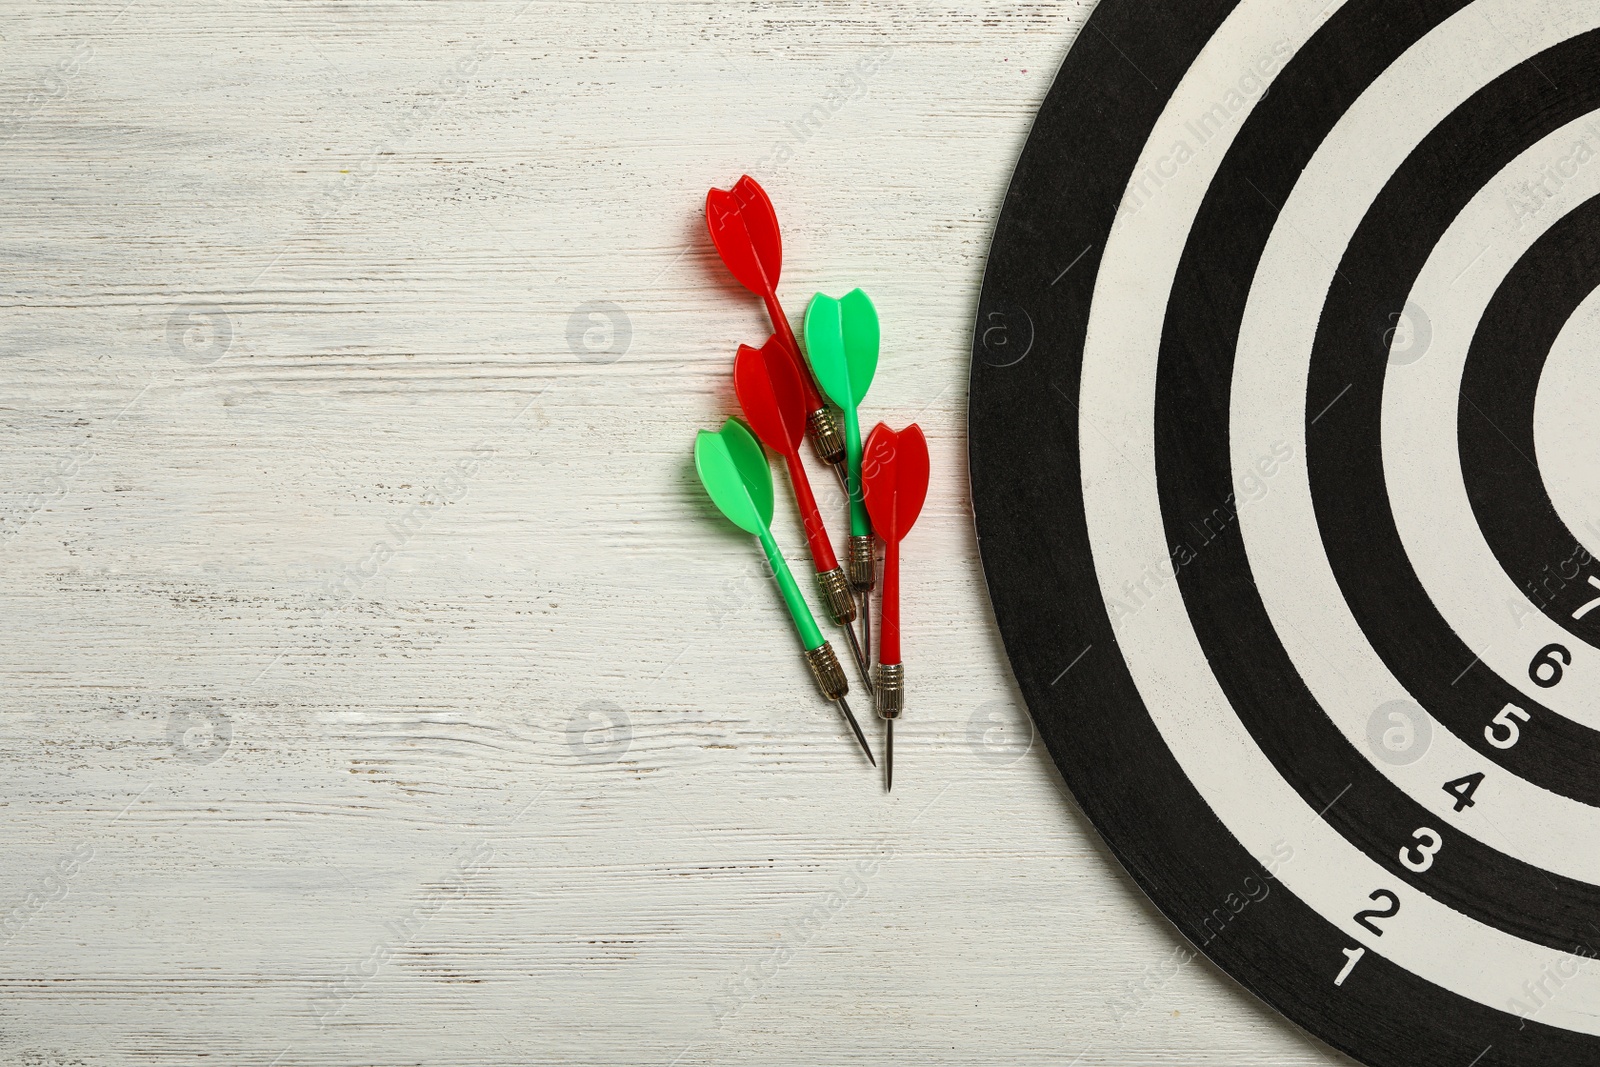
[1529, 643, 1571, 688]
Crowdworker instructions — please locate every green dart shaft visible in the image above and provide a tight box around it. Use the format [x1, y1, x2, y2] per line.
[695, 417, 875, 763]
[842, 405, 870, 538]
[758, 522, 874, 765]
[755, 524, 824, 651]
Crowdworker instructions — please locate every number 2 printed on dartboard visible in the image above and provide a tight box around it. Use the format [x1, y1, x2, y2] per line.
[1353, 890, 1400, 936]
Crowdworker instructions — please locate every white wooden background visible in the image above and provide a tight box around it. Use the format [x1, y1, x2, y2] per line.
[0, 2, 1356, 1064]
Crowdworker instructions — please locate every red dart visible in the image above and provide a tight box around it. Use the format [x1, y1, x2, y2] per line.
[706, 176, 847, 469]
[862, 422, 930, 792]
[734, 336, 870, 687]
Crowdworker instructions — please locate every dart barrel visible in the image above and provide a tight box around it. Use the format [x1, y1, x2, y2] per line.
[815, 568, 858, 624]
[873, 663, 904, 720]
[806, 407, 847, 467]
[847, 535, 876, 591]
[803, 643, 849, 702]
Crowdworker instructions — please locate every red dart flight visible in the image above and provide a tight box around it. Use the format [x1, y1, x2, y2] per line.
[705, 176, 845, 468]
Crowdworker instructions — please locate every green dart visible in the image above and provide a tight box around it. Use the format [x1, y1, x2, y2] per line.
[695, 418, 875, 766]
[803, 289, 881, 662]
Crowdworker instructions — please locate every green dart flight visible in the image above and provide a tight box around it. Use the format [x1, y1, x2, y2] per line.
[803, 289, 881, 658]
[694, 418, 874, 766]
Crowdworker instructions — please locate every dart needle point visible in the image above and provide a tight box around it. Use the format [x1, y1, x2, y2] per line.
[837, 695, 876, 767]
[842, 625, 871, 691]
[860, 592, 872, 666]
[886, 718, 893, 792]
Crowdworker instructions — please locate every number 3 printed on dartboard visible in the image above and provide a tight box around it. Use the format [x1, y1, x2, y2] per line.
[1399, 827, 1443, 872]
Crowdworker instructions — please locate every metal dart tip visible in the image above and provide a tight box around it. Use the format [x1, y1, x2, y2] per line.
[836, 695, 876, 767]
[830, 456, 851, 498]
[886, 718, 893, 792]
[860, 592, 872, 666]
[842, 625, 872, 694]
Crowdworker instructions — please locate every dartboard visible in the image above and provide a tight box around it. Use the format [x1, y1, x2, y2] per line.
[969, 1, 1600, 1064]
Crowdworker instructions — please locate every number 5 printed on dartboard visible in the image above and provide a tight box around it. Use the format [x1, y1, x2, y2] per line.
[1485, 703, 1530, 749]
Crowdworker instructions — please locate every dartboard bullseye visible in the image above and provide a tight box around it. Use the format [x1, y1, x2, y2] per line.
[970, 1, 1600, 1063]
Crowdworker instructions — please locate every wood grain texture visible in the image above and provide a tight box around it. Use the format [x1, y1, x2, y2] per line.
[0, 2, 1353, 1064]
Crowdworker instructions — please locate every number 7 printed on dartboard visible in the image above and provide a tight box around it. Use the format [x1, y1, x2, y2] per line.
[1573, 577, 1600, 620]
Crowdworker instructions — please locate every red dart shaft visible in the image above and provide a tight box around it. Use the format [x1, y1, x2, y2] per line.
[880, 537, 902, 666]
[784, 451, 838, 573]
[762, 292, 826, 414]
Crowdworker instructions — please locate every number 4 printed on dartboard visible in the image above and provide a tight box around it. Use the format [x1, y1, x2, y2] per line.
[1444, 772, 1484, 812]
